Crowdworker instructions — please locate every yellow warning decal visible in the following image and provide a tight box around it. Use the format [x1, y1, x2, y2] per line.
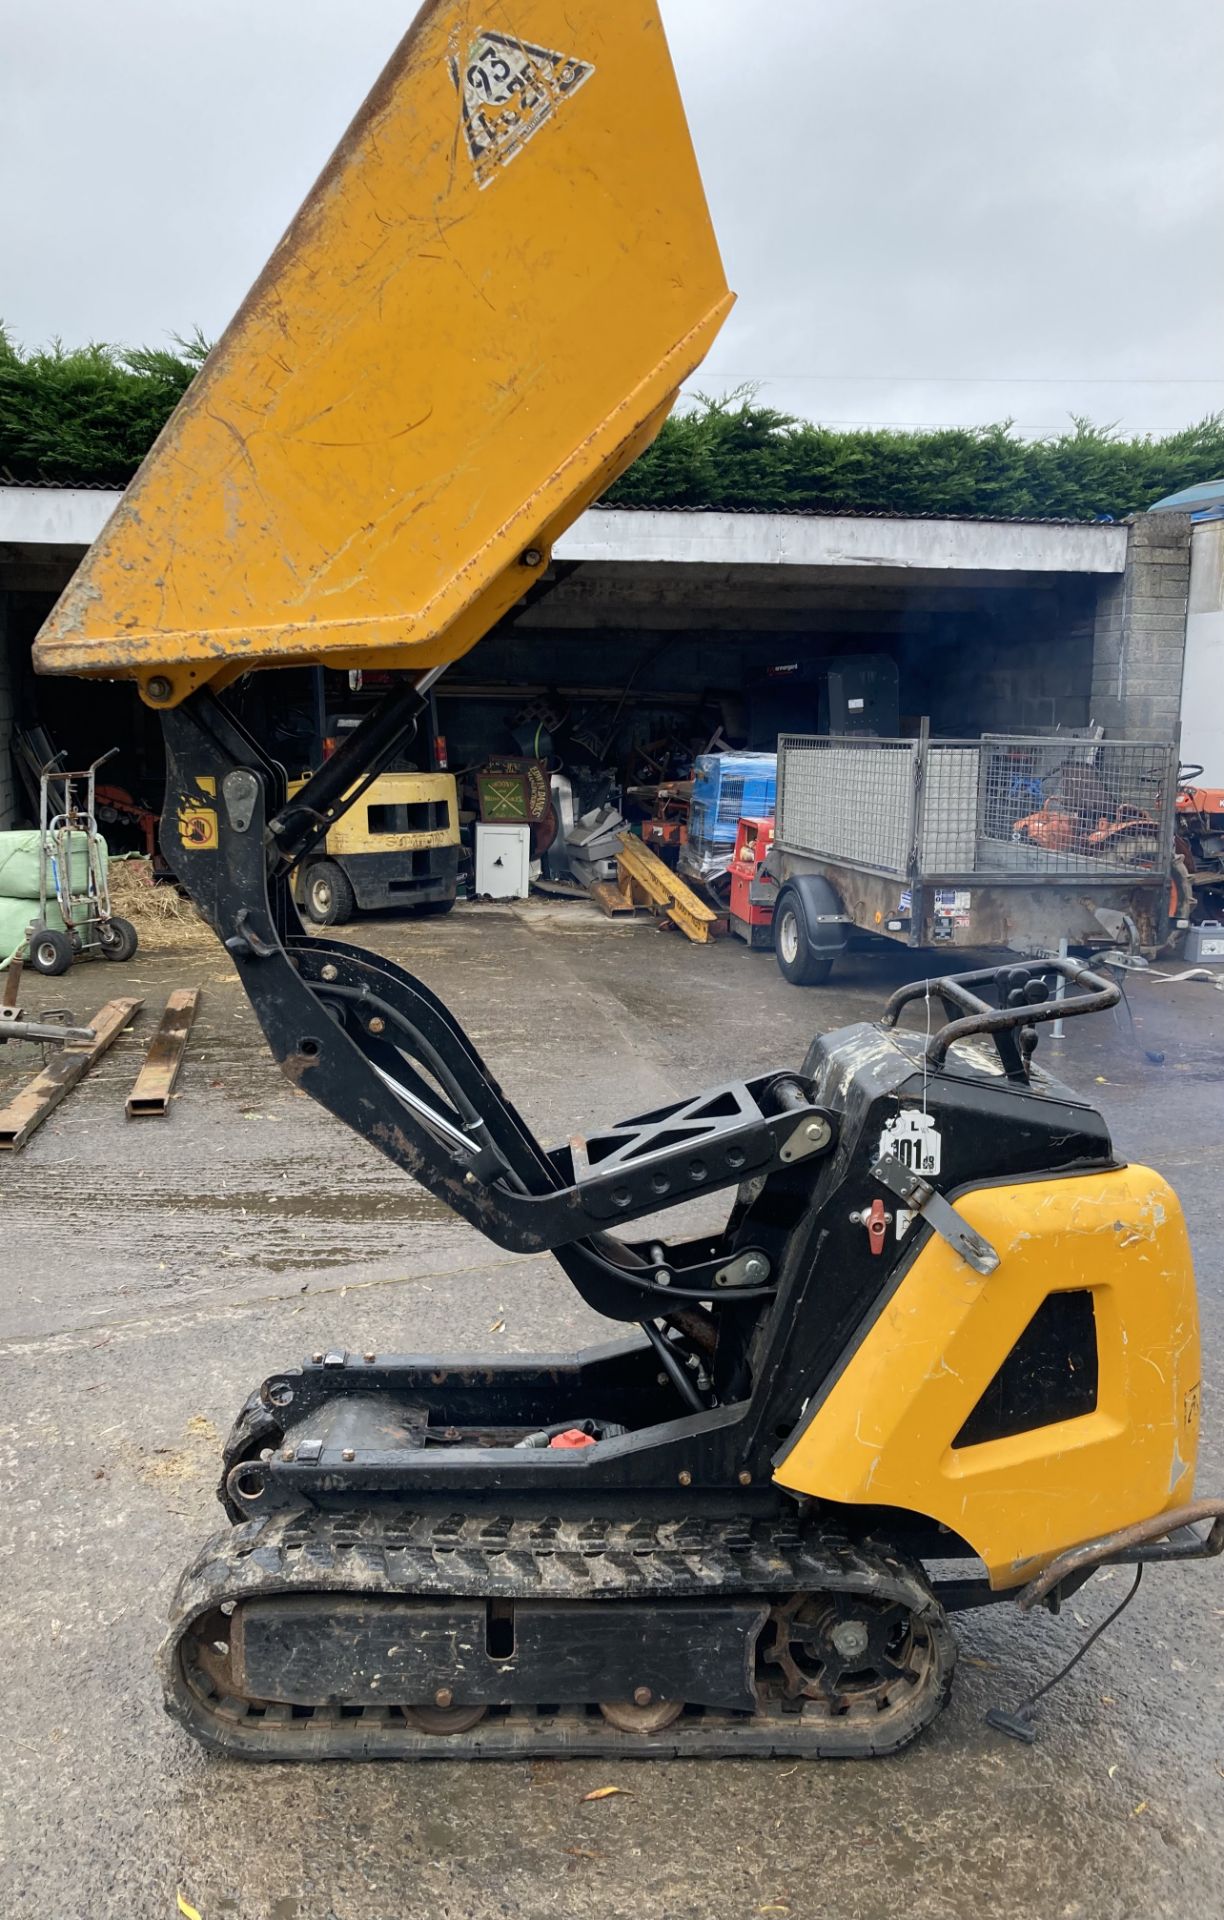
[453, 30, 594, 188]
[178, 806, 218, 851]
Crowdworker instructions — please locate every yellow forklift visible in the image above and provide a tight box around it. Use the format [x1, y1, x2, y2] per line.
[288, 671, 459, 925]
[33, 0, 1224, 1762]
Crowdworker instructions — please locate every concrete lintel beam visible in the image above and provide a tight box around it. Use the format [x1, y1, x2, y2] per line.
[557, 508, 1129, 576]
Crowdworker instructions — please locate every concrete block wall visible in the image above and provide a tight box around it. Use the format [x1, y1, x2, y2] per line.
[0, 593, 18, 829]
[1091, 512, 1191, 737]
[900, 583, 1096, 736]
[959, 619, 1095, 735]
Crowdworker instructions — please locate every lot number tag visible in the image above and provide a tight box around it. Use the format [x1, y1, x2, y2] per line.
[877, 1109, 942, 1177]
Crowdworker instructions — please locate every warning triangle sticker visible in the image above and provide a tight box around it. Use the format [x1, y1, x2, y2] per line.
[452, 30, 594, 189]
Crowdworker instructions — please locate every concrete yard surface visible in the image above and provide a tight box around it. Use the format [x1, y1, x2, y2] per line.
[1, 900, 1223, 1920]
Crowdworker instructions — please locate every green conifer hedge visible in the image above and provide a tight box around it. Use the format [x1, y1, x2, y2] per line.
[0, 331, 207, 485]
[2, 334, 1220, 520]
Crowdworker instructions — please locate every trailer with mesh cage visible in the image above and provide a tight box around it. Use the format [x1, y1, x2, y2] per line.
[766, 728, 1180, 984]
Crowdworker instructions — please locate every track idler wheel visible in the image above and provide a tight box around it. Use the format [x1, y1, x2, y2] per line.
[405, 1702, 488, 1735]
[598, 1698, 685, 1734]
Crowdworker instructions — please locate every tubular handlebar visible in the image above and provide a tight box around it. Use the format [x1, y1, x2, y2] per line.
[1016, 1499, 1224, 1611]
[880, 958, 1120, 1070]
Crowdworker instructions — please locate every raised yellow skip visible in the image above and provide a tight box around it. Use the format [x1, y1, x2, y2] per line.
[775, 1167, 1200, 1586]
[33, 2, 732, 706]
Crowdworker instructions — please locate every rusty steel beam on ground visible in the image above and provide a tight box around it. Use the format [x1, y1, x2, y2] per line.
[0, 997, 141, 1151]
[125, 988, 200, 1119]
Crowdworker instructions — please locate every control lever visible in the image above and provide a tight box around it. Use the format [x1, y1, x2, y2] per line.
[872, 1155, 1000, 1276]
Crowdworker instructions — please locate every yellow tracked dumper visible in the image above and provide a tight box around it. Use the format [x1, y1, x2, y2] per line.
[34, 1, 1224, 1759]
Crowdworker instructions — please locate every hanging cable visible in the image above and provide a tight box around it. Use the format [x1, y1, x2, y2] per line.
[986, 1565, 1144, 1744]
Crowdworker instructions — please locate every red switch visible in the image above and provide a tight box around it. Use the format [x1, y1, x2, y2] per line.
[865, 1197, 888, 1256]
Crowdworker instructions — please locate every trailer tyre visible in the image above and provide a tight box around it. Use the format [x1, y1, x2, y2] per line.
[27, 926, 74, 976]
[774, 890, 835, 987]
[303, 861, 356, 926]
[98, 915, 139, 961]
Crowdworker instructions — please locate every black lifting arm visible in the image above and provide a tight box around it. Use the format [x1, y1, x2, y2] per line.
[158, 687, 837, 1267]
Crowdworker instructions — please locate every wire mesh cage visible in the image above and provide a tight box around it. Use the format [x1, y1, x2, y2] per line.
[918, 747, 979, 870]
[776, 732, 1177, 882]
[976, 736, 1177, 877]
[776, 735, 918, 874]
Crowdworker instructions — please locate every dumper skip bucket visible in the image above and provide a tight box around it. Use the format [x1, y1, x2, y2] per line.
[34, 1, 732, 705]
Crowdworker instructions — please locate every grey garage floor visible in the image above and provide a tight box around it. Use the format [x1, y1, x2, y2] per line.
[2, 900, 1222, 1920]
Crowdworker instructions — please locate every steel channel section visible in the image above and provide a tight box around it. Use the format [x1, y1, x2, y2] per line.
[126, 987, 200, 1117]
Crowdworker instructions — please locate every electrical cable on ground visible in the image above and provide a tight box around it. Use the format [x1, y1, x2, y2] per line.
[986, 1565, 1145, 1744]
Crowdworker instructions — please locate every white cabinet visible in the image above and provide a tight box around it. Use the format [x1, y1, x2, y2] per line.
[475, 823, 530, 899]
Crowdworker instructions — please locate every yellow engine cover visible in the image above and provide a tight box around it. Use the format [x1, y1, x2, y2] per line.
[32, 3, 731, 706]
[774, 1166, 1200, 1588]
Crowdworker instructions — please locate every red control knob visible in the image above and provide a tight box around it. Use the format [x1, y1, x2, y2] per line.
[866, 1197, 888, 1256]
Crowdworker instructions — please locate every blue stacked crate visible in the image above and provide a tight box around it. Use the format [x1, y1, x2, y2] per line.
[683, 752, 777, 881]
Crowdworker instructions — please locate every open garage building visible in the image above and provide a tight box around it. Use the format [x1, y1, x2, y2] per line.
[0, 486, 1189, 852]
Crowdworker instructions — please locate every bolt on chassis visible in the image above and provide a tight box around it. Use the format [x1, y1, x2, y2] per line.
[30, 0, 1224, 1759]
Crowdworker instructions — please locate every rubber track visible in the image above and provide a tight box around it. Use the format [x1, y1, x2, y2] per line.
[160, 1509, 957, 1761]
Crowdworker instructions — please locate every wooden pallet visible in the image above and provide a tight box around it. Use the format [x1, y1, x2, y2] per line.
[612, 833, 718, 944]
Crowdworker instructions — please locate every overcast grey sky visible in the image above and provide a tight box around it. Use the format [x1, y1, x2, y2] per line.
[2, 0, 1222, 438]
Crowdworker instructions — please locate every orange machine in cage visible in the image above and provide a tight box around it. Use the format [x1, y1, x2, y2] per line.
[730, 816, 777, 948]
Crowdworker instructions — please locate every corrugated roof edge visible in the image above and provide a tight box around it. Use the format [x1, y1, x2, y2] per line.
[0, 475, 1122, 528]
[0, 476, 127, 492]
[594, 501, 1120, 528]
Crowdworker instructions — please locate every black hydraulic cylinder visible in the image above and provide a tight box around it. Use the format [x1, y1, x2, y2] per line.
[265, 676, 436, 874]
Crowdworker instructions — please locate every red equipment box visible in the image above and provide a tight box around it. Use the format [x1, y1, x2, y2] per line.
[643, 817, 687, 854]
[729, 816, 777, 949]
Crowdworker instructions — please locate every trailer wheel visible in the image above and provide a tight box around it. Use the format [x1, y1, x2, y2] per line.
[774, 891, 835, 987]
[98, 915, 139, 961]
[27, 926, 74, 976]
[303, 861, 355, 926]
